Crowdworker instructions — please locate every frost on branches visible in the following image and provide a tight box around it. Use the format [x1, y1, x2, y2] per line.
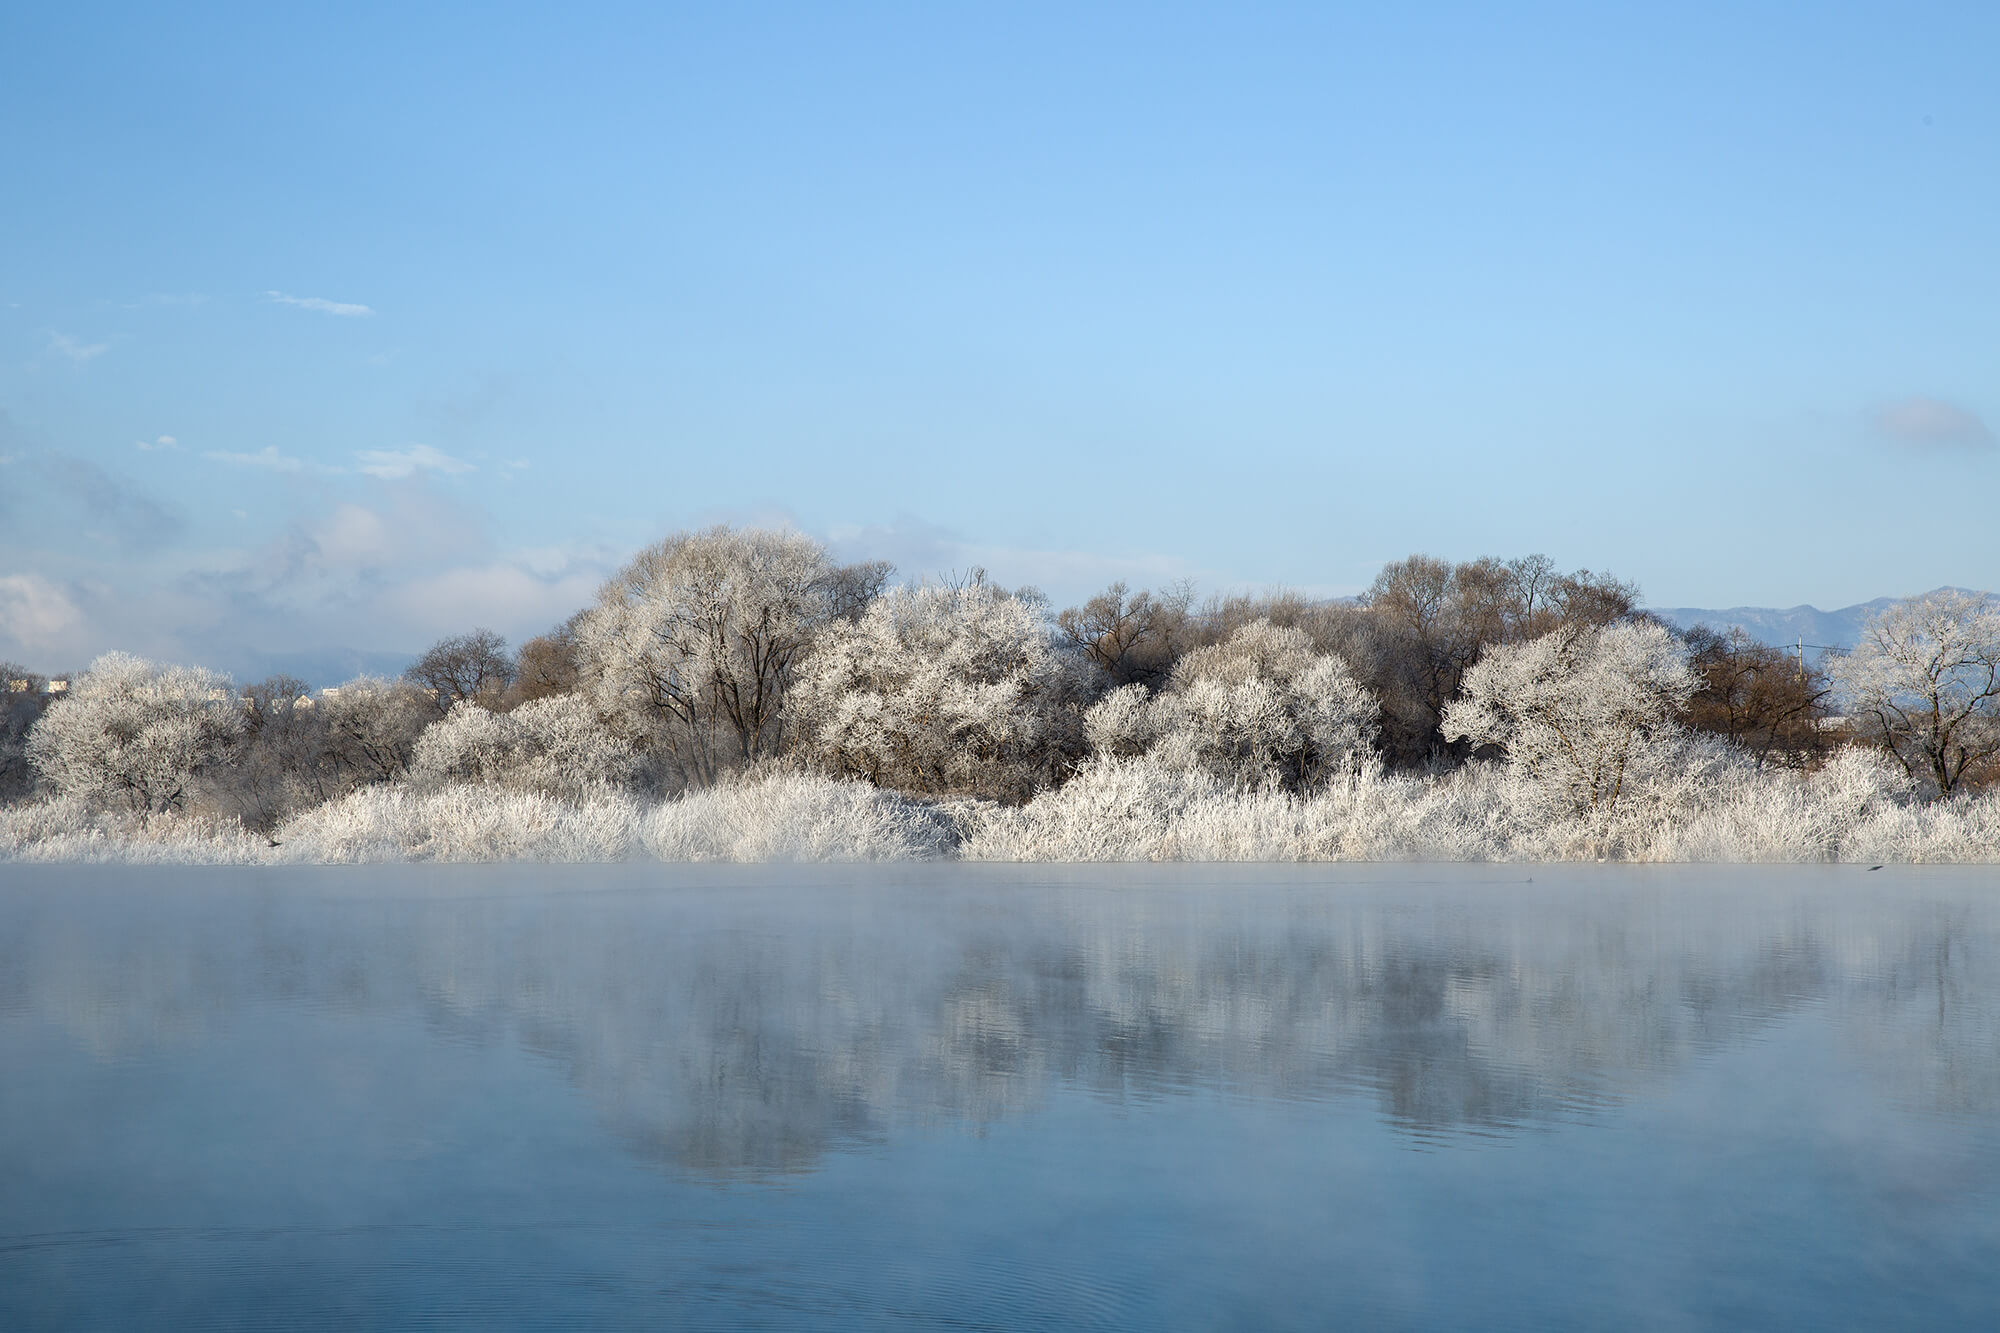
[575, 527, 889, 790]
[26, 653, 244, 814]
[790, 579, 1094, 802]
[409, 695, 639, 800]
[1442, 620, 1718, 834]
[577, 526, 840, 788]
[1832, 589, 2000, 798]
[1085, 619, 1378, 791]
[5, 526, 1999, 865]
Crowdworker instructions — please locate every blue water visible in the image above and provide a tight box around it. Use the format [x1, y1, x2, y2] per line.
[2, 863, 1996, 1329]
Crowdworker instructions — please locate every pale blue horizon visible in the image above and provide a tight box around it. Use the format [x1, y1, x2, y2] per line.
[3, 1, 1995, 680]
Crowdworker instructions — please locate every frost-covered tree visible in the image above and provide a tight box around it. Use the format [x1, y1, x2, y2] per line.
[791, 578, 1095, 802]
[577, 527, 870, 787]
[1832, 589, 2000, 798]
[1441, 620, 1700, 822]
[25, 653, 245, 813]
[409, 694, 638, 799]
[1084, 620, 1377, 791]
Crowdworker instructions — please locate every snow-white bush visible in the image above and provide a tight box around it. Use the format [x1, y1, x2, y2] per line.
[1442, 620, 1701, 828]
[966, 756, 1505, 862]
[639, 770, 965, 861]
[1641, 746, 1915, 863]
[1084, 619, 1377, 790]
[791, 580, 1095, 802]
[26, 653, 245, 814]
[964, 756, 1227, 861]
[4, 754, 1997, 864]
[273, 784, 644, 863]
[409, 695, 638, 799]
[269, 771, 960, 864]
[0, 796, 268, 863]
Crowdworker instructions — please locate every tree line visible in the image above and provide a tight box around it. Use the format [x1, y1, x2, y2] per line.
[4, 525, 1997, 832]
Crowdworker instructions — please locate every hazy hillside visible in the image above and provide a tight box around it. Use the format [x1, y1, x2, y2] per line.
[1649, 588, 1978, 652]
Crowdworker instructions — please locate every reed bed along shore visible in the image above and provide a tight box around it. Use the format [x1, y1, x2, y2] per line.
[7, 759, 1997, 866]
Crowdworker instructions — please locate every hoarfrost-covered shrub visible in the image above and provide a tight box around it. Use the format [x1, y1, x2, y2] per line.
[966, 757, 1230, 860]
[409, 701, 511, 783]
[1084, 620, 1377, 790]
[1442, 620, 1701, 827]
[26, 653, 244, 813]
[791, 580, 1095, 802]
[409, 695, 637, 799]
[0, 796, 267, 864]
[968, 756, 1495, 862]
[274, 784, 643, 863]
[1841, 786, 2000, 863]
[1642, 746, 1917, 863]
[639, 770, 962, 861]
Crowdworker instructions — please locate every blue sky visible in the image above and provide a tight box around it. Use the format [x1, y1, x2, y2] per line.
[3, 0, 1995, 680]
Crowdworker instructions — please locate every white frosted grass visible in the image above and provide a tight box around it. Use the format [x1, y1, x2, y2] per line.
[965, 755, 2000, 864]
[638, 771, 962, 862]
[964, 760, 1522, 862]
[0, 797, 267, 864]
[272, 784, 646, 863]
[5, 764, 1999, 865]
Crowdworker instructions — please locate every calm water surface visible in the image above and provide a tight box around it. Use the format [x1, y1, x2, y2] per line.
[2, 863, 1997, 1330]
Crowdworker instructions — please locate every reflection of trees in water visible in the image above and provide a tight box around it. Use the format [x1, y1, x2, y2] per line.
[4, 871, 1995, 1175]
[1843, 906, 2000, 1120]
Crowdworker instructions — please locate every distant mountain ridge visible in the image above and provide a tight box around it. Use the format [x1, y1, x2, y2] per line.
[1648, 587, 1982, 652]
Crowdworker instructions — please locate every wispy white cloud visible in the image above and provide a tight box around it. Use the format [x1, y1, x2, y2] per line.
[135, 435, 180, 452]
[0, 573, 84, 650]
[202, 442, 477, 480]
[265, 290, 375, 318]
[48, 332, 109, 363]
[384, 562, 604, 635]
[204, 446, 320, 474]
[1871, 396, 1994, 449]
[354, 444, 474, 480]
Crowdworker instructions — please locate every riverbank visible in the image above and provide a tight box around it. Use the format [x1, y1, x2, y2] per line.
[6, 759, 1998, 865]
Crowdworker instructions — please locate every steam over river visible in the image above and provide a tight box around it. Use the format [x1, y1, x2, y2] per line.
[3, 865, 1997, 1329]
